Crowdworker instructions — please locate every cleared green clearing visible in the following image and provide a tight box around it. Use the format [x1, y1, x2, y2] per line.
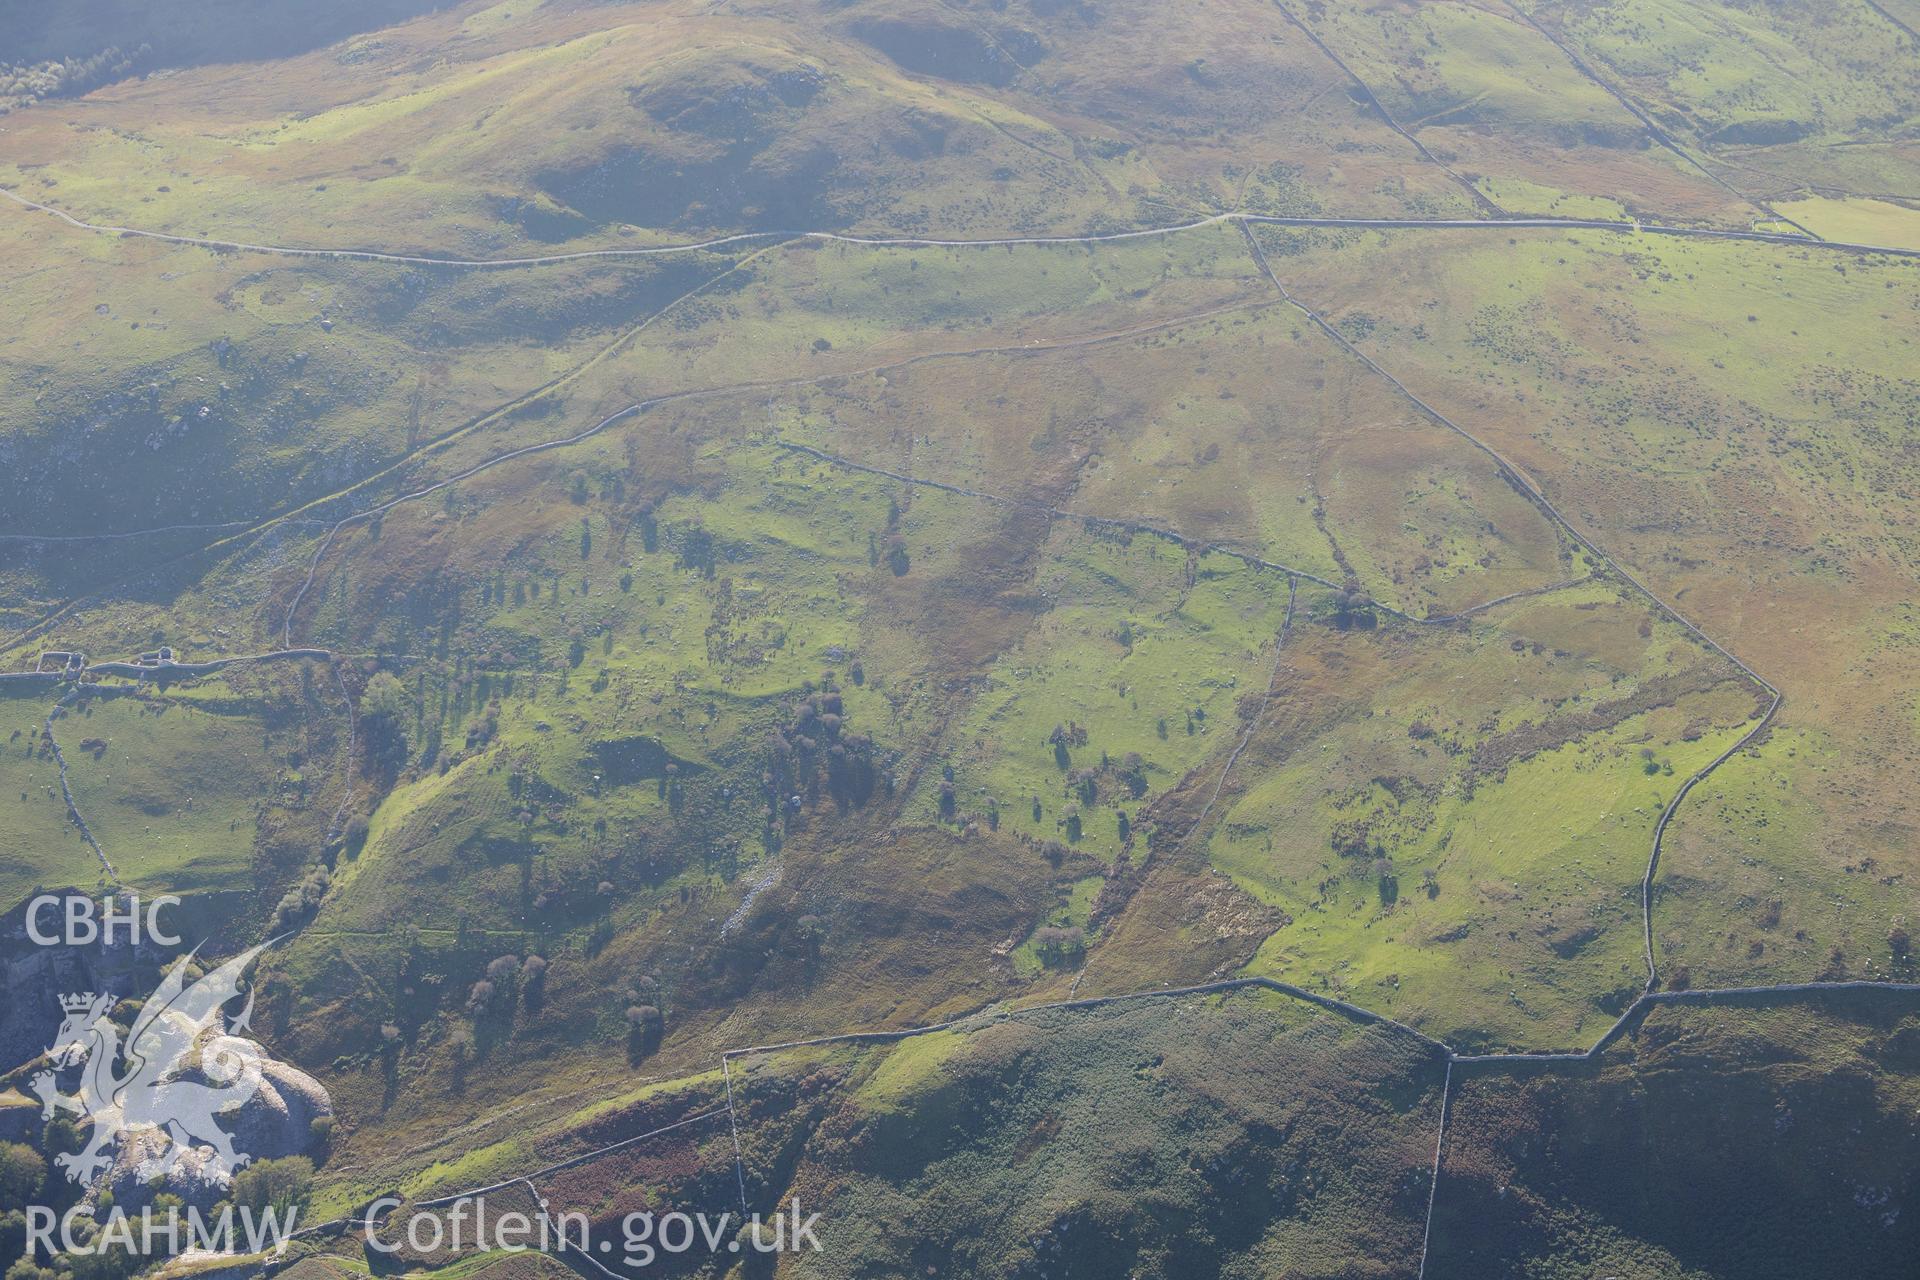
[1774, 195, 1920, 251]
[1314, 230, 1920, 562]
[0, 686, 100, 907]
[1657, 717, 1919, 990]
[59, 687, 288, 895]
[0, 657, 350, 913]
[596, 222, 1267, 394]
[1532, 0, 1920, 198]
[1474, 178, 1630, 222]
[1309, 1, 1633, 133]
[1547, 0, 1919, 142]
[1238, 697, 1755, 1047]
[1293, 0, 1744, 224]
[932, 537, 1290, 860]
[558, 1067, 725, 1130]
[1010, 872, 1104, 974]
[1208, 579, 1764, 1049]
[400, 1137, 533, 1201]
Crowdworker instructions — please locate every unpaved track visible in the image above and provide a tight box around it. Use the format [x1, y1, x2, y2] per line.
[10, 187, 1920, 267]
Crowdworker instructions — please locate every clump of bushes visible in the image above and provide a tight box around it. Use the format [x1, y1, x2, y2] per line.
[1033, 926, 1086, 966]
[270, 864, 332, 932]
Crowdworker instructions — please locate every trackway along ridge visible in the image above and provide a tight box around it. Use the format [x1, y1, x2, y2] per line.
[10, 189, 1920, 1277]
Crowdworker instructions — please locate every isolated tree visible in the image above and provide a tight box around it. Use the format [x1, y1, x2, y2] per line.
[270, 864, 331, 932]
[360, 671, 411, 774]
[1033, 926, 1086, 966]
[625, 1003, 663, 1062]
[523, 955, 549, 1010]
[228, 1156, 314, 1216]
[487, 954, 521, 982]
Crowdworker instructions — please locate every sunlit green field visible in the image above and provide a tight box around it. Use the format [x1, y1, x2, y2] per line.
[2, 0, 1917, 1273]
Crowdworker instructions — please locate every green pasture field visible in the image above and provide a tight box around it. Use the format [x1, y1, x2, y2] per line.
[0, 685, 100, 908]
[1269, 225, 1920, 996]
[2, 1, 1918, 1268]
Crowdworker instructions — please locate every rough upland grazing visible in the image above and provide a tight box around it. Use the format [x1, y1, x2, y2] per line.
[1, 0, 1917, 1275]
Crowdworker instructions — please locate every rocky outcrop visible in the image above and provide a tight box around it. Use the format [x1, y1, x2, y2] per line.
[89, 1035, 333, 1214]
[0, 889, 170, 1073]
[218, 1045, 333, 1163]
[98, 1130, 233, 1212]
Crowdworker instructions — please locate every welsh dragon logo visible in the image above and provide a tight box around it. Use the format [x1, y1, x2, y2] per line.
[30, 942, 275, 1187]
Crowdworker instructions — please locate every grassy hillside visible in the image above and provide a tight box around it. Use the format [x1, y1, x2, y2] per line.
[1, 0, 1917, 1276]
[1275, 225, 1920, 994]
[1429, 996, 1920, 1278]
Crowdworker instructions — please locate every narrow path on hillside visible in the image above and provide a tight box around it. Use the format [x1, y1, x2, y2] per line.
[11, 174, 1918, 1278]
[0, 243, 792, 659]
[9, 195, 1918, 654]
[287, 966, 1920, 1271]
[0, 518, 319, 543]
[8, 191, 1916, 649]
[6, 206, 1821, 1026]
[0, 289, 1277, 663]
